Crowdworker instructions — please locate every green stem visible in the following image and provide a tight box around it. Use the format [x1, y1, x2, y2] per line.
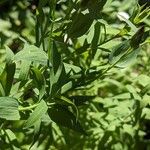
[18, 103, 39, 111]
[35, 15, 40, 46]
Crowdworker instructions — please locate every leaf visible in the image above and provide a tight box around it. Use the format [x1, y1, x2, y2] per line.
[61, 81, 73, 94]
[0, 97, 20, 120]
[19, 60, 31, 81]
[0, 63, 16, 96]
[5, 129, 17, 141]
[0, 83, 5, 96]
[140, 94, 150, 108]
[91, 21, 101, 58]
[109, 39, 141, 68]
[56, 96, 78, 118]
[5, 46, 14, 64]
[50, 41, 61, 74]
[29, 119, 42, 149]
[30, 67, 46, 100]
[64, 63, 81, 74]
[109, 40, 130, 65]
[51, 64, 72, 96]
[136, 74, 150, 87]
[24, 100, 48, 128]
[130, 25, 145, 49]
[134, 6, 150, 23]
[142, 108, 150, 120]
[49, 64, 69, 97]
[48, 104, 86, 134]
[68, 13, 93, 38]
[138, 0, 150, 7]
[14, 44, 48, 65]
[98, 131, 111, 149]
[114, 47, 140, 68]
[123, 124, 135, 137]
[113, 93, 131, 99]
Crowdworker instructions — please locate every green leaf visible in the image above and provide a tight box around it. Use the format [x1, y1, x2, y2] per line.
[56, 96, 78, 118]
[50, 64, 71, 96]
[31, 67, 46, 100]
[61, 81, 73, 94]
[109, 40, 130, 65]
[98, 131, 111, 149]
[109, 39, 141, 68]
[14, 44, 48, 65]
[5, 46, 14, 64]
[48, 104, 86, 134]
[19, 60, 31, 81]
[0, 97, 20, 120]
[68, 13, 93, 38]
[142, 108, 150, 120]
[0, 63, 16, 96]
[113, 93, 131, 99]
[24, 100, 48, 128]
[114, 47, 140, 68]
[91, 21, 101, 58]
[140, 94, 150, 108]
[50, 41, 61, 74]
[130, 26, 145, 49]
[64, 63, 81, 74]
[136, 74, 150, 87]
[134, 7, 150, 24]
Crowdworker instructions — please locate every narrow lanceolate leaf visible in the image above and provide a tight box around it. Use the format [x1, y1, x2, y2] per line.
[5, 46, 14, 64]
[109, 39, 141, 68]
[24, 100, 48, 128]
[19, 60, 31, 81]
[56, 96, 78, 119]
[130, 25, 145, 49]
[109, 40, 130, 65]
[50, 41, 61, 74]
[91, 21, 101, 58]
[114, 47, 140, 68]
[0, 97, 20, 120]
[30, 67, 46, 100]
[68, 13, 93, 38]
[0, 63, 16, 96]
[14, 44, 48, 65]
[48, 104, 86, 135]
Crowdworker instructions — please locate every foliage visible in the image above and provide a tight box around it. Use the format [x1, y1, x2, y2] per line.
[0, 0, 150, 149]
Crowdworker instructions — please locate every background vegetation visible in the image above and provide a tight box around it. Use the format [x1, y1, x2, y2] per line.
[0, 0, 150, 149]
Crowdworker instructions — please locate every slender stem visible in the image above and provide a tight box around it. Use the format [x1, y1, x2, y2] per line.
[41, 24, 46, 51]
[47, 0, 56, 61]
[46, 0, 57, 96]
[35, 17, 40, 46]
[18, 103, 39, 111]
